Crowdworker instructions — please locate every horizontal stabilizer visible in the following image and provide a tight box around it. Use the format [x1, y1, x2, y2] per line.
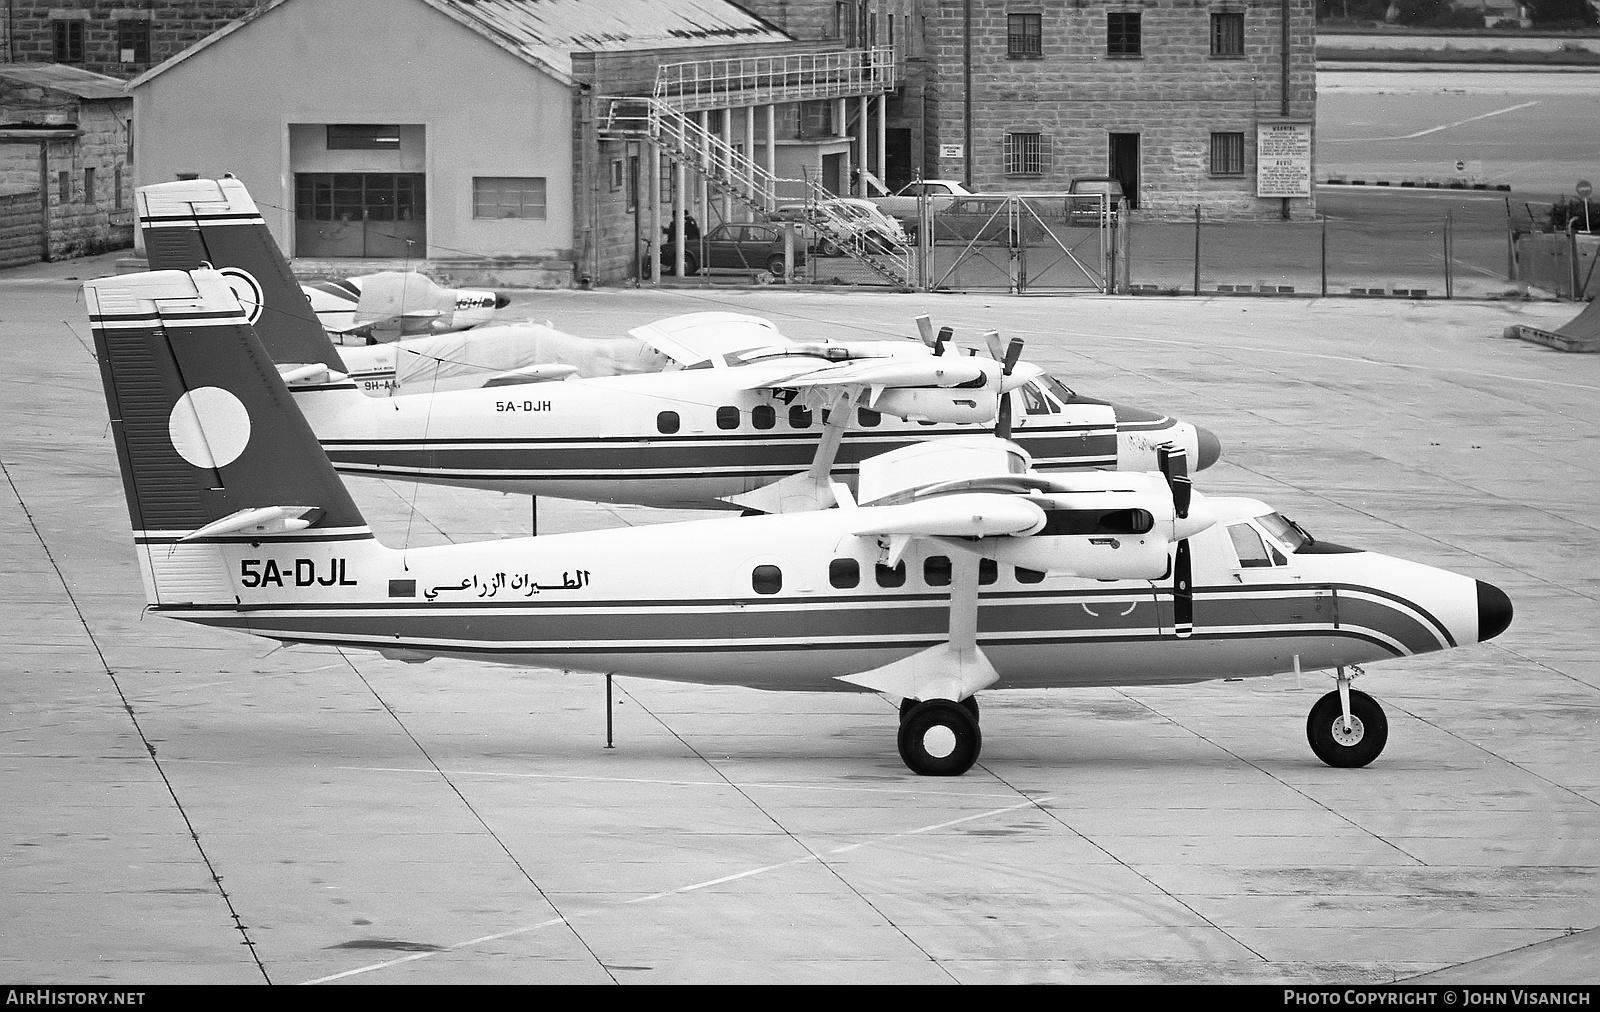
[722, 471, 838, 514]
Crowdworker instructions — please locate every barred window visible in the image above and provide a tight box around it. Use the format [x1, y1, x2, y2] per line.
[1107, 12, 1141, 56]
[52, 20, 84, 63]
[1210, 132, 1246, 175]
[473, 177, 547, 219]
[1008, 13, 1042, 57]
[1004, 132, 1047, 176]
[1211, 12, 1245, 56]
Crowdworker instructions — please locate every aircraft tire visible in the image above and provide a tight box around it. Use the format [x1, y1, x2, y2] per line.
[1306, 689, 1388, 768]
[897, 699, 981, 776]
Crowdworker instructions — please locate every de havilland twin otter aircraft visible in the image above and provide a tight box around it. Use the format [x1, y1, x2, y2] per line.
[137, 177, 1218, 513]
[86, 267, 1513, 774]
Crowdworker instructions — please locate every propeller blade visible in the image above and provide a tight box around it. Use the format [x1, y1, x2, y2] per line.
[981, 329, 1005, 362]
[915, 315, 935, 348]
[1173, 539, 1193, 639]
[995, 391, 1013, 441]
[1002, 336, 1023, 375]
[1158, 444, 1191, 520]
[934, 325, 952, 357]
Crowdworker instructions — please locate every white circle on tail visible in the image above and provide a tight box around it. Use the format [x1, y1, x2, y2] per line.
[168, 387, 251, 468]
[219, 267, 264, 324]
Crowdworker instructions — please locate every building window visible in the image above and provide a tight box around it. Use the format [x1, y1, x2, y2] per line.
[609, 159, 624, 193]
[1007, 13, 1042, 57]
[626, 154, 639, 212]
[473, 177, 547, 220]
[52, 20, 84, 63]
[83, 167, 95, 204]
[114, 167, 122, 209]
[124, 121, 134, 166]
[1108, 12, 1141, 57]
[57, 171, 70, 204]
[1210, 132, 1245, 175]
[1005, 132, 1047, 176]
[117, 19, 151, 63]
[1211, 12, 1245, 57]
[326, 125, 401, 150]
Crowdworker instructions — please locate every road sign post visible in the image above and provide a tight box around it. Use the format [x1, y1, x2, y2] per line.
[1579, 180, 1593, 234]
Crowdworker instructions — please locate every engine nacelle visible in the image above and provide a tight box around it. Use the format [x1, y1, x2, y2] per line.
[872, 387, 1000, 424]
[986, 532, 1172, 581]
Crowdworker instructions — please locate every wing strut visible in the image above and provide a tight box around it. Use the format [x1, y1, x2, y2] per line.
[723, 388, 861, 514]
[836, 551, 1000, 702]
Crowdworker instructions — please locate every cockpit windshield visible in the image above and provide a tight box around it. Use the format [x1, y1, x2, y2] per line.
[1256, 512, 1314, 552]
[1041, 375, 1077, 404]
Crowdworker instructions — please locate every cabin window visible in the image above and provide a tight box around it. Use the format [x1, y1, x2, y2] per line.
[789, 405, 813, 428]
[857, 407, 881, 427]
[829, 558, 860, 589]
[751, 404, 776, 430]
[752, 565, 783, 595]
[875, 561, 906, 588]
[924, 555, 952, 587]
[716, 406, 741, 430]
[656, 410, 680, 434]
[980, 559, 998, 585]
[1040, 508, 1155, 537]
[1228, 523, 1277, 568]
[1016, 567, 1046, 584]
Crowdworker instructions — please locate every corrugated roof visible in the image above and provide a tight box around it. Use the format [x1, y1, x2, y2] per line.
[131, 0, 792, 90]
[0, 64, 129, 101]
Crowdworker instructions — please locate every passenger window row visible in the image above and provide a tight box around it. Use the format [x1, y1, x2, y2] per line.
[750, 557, 1047, 595]
[656, 405, 884, 434]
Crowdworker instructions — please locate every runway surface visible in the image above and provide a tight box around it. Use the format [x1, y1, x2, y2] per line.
[2, 253, 1597, 984]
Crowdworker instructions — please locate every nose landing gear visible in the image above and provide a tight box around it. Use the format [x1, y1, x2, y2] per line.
[897, 698, 982, 776]
[1307, 667, 1389, 768]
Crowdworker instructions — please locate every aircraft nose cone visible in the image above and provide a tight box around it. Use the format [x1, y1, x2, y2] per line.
[1476, 580, 1513, 642]
[1195, 425, 1222, 471]
[494, 293, 512, 309]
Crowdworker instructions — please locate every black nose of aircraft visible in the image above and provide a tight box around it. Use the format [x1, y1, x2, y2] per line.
[1477, 580, 1513, 642]
[494, 293, 512, 309]
[1196, 425, 1221, 471]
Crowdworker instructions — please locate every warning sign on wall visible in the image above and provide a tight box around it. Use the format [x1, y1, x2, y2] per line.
[1256, 121, 1313, 199]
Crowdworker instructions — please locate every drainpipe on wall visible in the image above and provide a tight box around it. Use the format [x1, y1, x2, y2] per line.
[1281, 0, 1291, 220]
[37, 141, 49, 261]
[963, 0, 972, 191]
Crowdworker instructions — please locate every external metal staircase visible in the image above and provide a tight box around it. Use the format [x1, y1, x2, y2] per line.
[599, 48, 909, 286]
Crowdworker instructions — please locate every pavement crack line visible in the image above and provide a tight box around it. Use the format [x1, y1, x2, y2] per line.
[334, 649, 620, 984]
[1, 458, 272, 983]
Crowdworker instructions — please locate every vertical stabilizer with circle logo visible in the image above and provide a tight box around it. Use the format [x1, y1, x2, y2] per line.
[86, 269, 371, 607]
[136, 177, 344, 372]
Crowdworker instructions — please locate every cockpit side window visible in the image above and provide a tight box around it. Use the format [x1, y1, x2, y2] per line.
[1228, 523, 1276, 568]
[1019, 381, 1053, 416]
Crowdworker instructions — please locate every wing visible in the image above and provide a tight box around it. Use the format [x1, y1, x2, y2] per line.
[626, 312, 788, 368]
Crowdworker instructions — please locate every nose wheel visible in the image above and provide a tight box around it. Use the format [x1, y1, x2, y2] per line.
[1306, 688, 1388, 768]
[897, 698, 982, 776]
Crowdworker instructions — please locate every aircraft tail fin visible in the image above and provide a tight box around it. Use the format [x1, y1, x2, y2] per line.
[86, 269, 371, 606]
[137, 177, 345, 372]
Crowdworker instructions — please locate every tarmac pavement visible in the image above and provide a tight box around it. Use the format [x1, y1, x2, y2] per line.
[2, 251, 1598, 984]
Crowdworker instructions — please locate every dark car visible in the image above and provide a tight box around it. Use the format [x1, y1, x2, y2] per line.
[659, 222, 807, 277]
[932, 196, 1017, 245]
[1068, 176, 1125, 225]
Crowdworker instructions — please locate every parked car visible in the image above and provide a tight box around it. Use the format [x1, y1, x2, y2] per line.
[932, 196, 1017, 245]
[772, 199, 906, 255]
[658, 222, 807, 277]
[1067, 176, 1126, 225]
[769, 205, 850, 256]
[868, 179, 974, 233]
[827, 197, 909, 252]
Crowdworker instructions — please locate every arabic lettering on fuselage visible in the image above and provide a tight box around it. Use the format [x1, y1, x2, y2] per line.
[423, 569, 591, 601]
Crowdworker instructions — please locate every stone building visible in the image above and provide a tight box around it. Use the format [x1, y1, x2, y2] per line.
[2, 2, 260, 79]
[0, 64, 133, 265]
[733, 0, 1318, 219]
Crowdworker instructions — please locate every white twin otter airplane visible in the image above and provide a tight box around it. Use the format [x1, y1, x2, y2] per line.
[86, 268, 1510, 775]
[136, 177, 1217, 514]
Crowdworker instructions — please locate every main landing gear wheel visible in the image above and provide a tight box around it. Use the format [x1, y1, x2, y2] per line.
[897, 699, 982, 776]
[1306, 689, 1389, 768]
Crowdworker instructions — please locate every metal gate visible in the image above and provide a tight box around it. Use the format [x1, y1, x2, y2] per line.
[920, 193, 1113, 293]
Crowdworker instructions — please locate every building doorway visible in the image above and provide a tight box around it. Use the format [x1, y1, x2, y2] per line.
[294, 173, 426, 258]
[1109, 133, 1140, 210]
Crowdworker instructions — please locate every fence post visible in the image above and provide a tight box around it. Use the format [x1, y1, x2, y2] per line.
[1321, 213, 1327, 298]
[1571, 225, 1582, 300]
[1192, 205, 1200, 296]
[1505, 198, 1515, 280]
[1445, 209, 1454, 299]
